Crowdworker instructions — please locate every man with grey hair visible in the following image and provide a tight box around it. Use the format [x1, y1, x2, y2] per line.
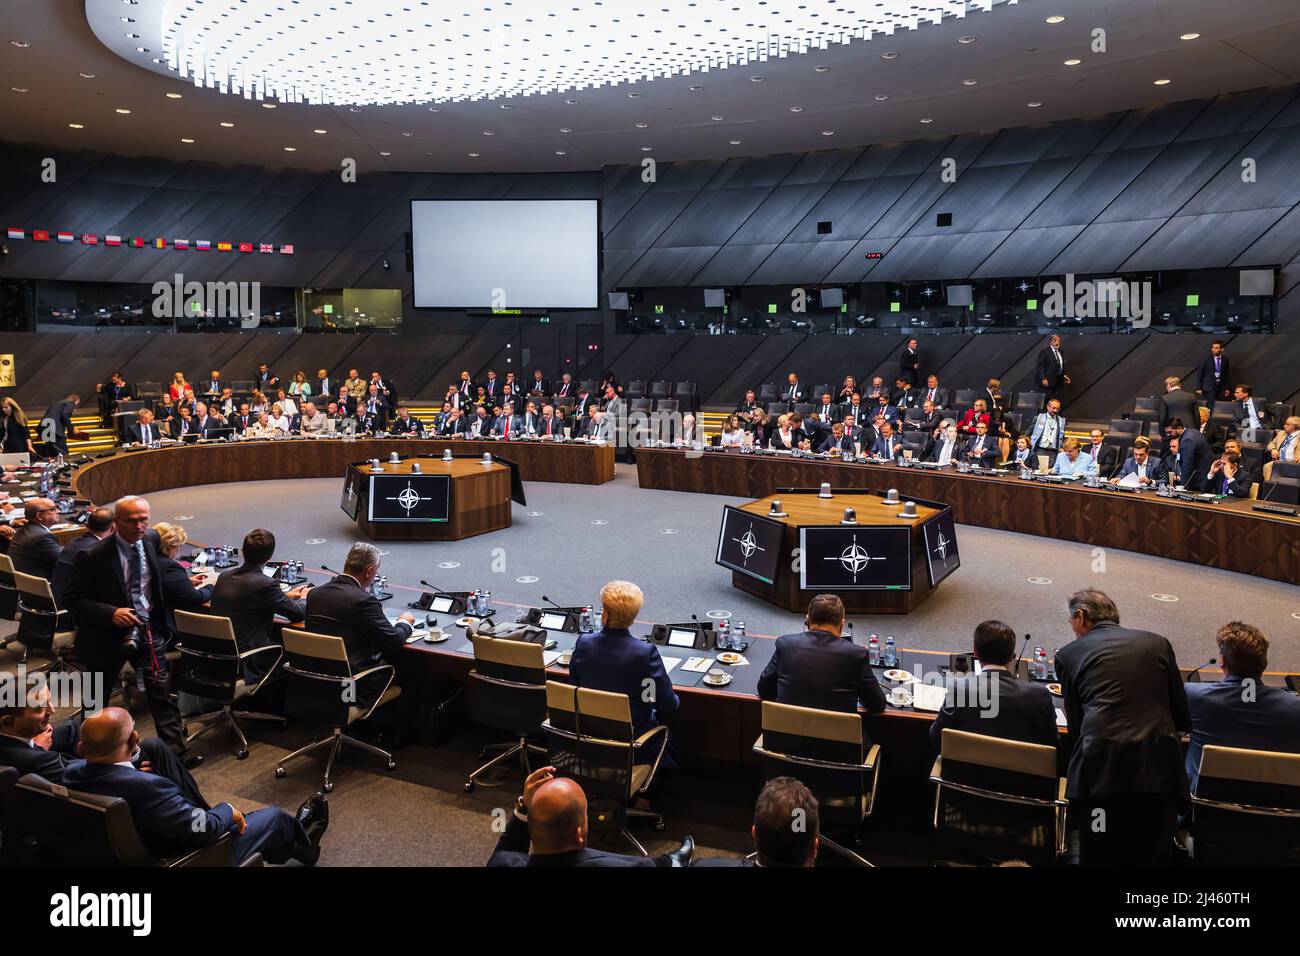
[9, 497, 62, 580]
[1053, 588, 1190, 866]
[304, 543, 416, 710]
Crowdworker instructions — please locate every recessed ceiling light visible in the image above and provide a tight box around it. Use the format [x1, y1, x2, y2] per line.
[635, 122, 648, 128]
[67, 123, 84, 129]
[180, 138, 194, 143]
[482, 130, 495, 136]
[9, 87, 27, 93]
[750, 76, 765, 83]
[220, 121, 234, 127]
[78, 72, 95, 79]
[9, 41, 30, 49]
[874, 94, 889, 101]
[958, 36, 978, 44]
[1064, 58, 1082, 66]
[114, 108, 131, 114]
[135, 47, 148, 53]
[640, 146, 652, 151]
[313, 128, 327, 134]
[468, 152, 480, 157]
[880, 52, 898, 60]
[962, 79, 978, 86]
[813, 65, 831, 73]
[165, 92, 182, 99]
[559, 127, 572, 133]
[555, 150, 566, 156]
[1180, 33, 1200, 41]
[821, 129, 835, 136]
[789, 106, 803, 113]
[379, 151, 391, 156]
[688, 85, 703, 91]
[1153, 78, 1172, 85]
[283, 146, 296, 152]
[711, 115, 725, 121]
[1027, 101, 1043, 108]
[1045, 15, 1067, 24]
[400, 131, 413, 137]
[125, 32, 140, 39]
[499, 103, 513, 110]
[919, 117, 934, 124]
[729, 139, 741, 145]
[261, 102, 277, 109]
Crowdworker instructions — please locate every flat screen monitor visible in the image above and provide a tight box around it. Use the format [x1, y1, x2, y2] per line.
[540, 612, 569, 631]
[704, 288, 726, 308]
[608, 290, 630, 310]
[798, 525, 911, 591]
[367, 474, 451, 523]
[715, 506, 784, 585]
[945, 284, 973, 307]
[410, 199, 598, 308]
[340, 474, 362, 520]
[923, 510, 961, 587]
[820, 288, 844, 308]
[429, 596, 456, 614]
[667, 628, 698, 648]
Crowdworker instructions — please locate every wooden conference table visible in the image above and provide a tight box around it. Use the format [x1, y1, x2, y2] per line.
[635, 446, 1300, 585]
[70, 436, 616, 503]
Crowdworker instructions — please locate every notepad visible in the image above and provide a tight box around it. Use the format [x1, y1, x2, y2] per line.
[658, 656, 682, 674]
[681, 657, 713, 674]
[1055, 707, 1068, 728]
[542, 651, 563, 667]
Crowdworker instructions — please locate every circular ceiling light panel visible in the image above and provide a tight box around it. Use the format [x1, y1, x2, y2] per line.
[86, 0, 1018, 107]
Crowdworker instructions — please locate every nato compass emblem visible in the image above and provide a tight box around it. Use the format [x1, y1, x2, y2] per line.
[344, 482, 356, 505]
[933, 531, 950, 561]
[388, 480, 430, 516]
[732, 521, 767, 568]
[826, 532, 885, 583]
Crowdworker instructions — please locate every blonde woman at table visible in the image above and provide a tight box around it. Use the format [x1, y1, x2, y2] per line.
[267, 403, 293, 435]
[168, 372, 194, 404]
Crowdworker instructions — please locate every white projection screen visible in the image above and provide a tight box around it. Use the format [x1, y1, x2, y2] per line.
[410, 199, 598, 309]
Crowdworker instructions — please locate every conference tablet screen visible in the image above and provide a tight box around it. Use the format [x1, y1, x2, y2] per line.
[798, 525, 912, 591]
[923, 510, 961, 587]
[367, 474, 451, 522]
[410, 199, 598, 309]
[340, 475, 362, 520]
[715, 506, 784, 585]
[668, 628, 698, 648]
[429, 596, 455, 614]
[540, 612, 569, 631]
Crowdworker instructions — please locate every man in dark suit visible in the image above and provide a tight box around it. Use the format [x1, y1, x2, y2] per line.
[9, 498, 62, 580]
[1206, 451, 1252, 498]
[231, 403, 255, 435]
[928, 620, 1058, 753]
[62, 707, 325, 866]
[920, 375, 949, 410]
[527, 370, 550, 396]
[125, 408, 161, 445]
[819, 422, 854, 455]
[694, 776, 820, 868]
[98, 372, 132, 426]
[1109, 437, 1167, 487]
[963, 421, 997, 468]
[467, 405, 494, 439]
[1159, 376, 1200, 431]
[361, 384, 390, 425]
[1054, 589, 1189, 865]
[814, 393, 839, 424]
[758, 594, 885, 718]
[783, 372, 806, 405]
[52, 507, 115, 607]
[488, 766, 691, 867]
[1184, 622, 1300, 793]
[191, 402, 228, 439]
[315, 368, 333, 400]
[569, 581, 678, 740]
[388, 406, 422, 435]
[537, 405, 563, 439]
[1194, 340, 1230, 412]
[439, 407, 468, 437]
[491, 403, 524, 439]
[304, 543, 415, 708]
[926, 424, 962, 466]
[66, 495, 194, 762]
[254, 363, 279, 392]
[1083, 428, 1118, 478]
[1166, 418, 1209, 490]
[554, 373, 575, 399]
[0, 685, 204, 806]
[210, 529, 308, 683]
[900, 337, 921, 386]
[1231, 383, 1269, 434]
[38, 393, 81, 458]
[1035, 333, 1070, 402]
[892, 376, 920, 411]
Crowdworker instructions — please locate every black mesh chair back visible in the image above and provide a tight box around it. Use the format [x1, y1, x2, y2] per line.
[1191, 745, 1300, 865]
[469, 635, 548, 737]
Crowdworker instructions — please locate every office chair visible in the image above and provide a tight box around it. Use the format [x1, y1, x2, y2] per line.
[0, 764, 38, 866]
[274, 629, 399, 793]
[172, 609, 285, 760]
[654, 398, 679, 415]
[625, 380, 645, 398]
[953, 388, 980, 410]
[752, 700, 882, 866]
[630, 398, 653, 413]
[0, 553, 19, 625]
[1188, 745, 1300, 865]
[12, 571, 78, 674]
[1108, 419, 1142, 438]
[542, 680, 669, 856]
[930, 729, 1068, 866]
[14, 772, 252, 866]
[463, 634, 548, 792]
[649, 381, 671, 398]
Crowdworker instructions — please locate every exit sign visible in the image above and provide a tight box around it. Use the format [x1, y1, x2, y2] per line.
[864, 252, 885, 260]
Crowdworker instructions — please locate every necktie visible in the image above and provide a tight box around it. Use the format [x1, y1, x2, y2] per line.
[504, 418, 510, 438]
[142, 425, 151, 443]
[1282, 434, 1295, 458]
[1054, 349, 1062, 368]
[128, 541, 149, 618]
[1246, 402, 1259, 429]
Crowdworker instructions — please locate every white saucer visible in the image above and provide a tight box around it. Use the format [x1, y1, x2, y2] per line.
[703, 673, 733, 686]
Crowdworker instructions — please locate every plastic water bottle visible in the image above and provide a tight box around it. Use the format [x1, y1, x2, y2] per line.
[733, 621, 747, 648]
[470, 589, 481, 615]
[717, 619, 731, 650]
[883, 636, 898, 668]
[868, 634, 881, 666]
[483, 590, 492, 614]
[579, 606, 593, 633]
[1031, 647, 1050, 680]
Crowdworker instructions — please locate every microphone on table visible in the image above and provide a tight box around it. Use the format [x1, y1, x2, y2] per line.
[420, 579, 459, 598]
[1184, 657, 1218, 684]
[1016, 633, 1032, 679]
[691, 613, 709, 648]
[541, 594, 574, 613]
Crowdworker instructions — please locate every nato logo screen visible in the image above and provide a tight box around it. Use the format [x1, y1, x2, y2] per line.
[715, 506, 784, 585]
[799, 525, 911, 591]
[367, 474, 450, 522]
[923, 510, 960, 586]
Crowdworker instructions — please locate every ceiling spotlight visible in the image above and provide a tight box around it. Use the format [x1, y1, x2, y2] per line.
[1180, 33, 1200, 40]
[711, 115, 725, 121]
[688, 85, 703, 91]
[640, 146, 653, 151]
[220, 121, 234, 127]
[114, 108, 131, 114]
[1027, 101, 1043, 108]
[920, 117, 934, 124]
[78, 72, 95, 78]
[565, 98, 579, 104]
[627, 92, 642, 98]
[180, 137, 194, 143]
[874, 94, 889, 101]
[379, 151, 391, 156]
[400, 131, 413, 136]
[9, 40, 30, 49]
[313, 128, 327, 134]
[635, 122, 648, 128]
[165, 92, 182, 99]
[559, 127, 572, 133]
[125, 32, 140, 39]
[427, 107, 441, 112]
[750, 75, 765, 82]
[555, 150, 566, 155]
[1153, 78, 1172, 85]
[789, 106, 803, 113]
[729, 139, 741, 145]
[261, 102, 277, 109]
[482, 130, 495, 136]
[68, 123, 84, 129]
[958, 36, 978, 44]
[880, 52, 898, 60]
[1045, 15, 1067, 24]
[283, 146, 296, 152]
[9, 87, 27, 93]
[821, 129, 835, 136]
[1064, 58, 1082, 66]
[962, 79, 978, 86]
[813, 65, 831, 73]
[468, 152, 480, 157]
[347, 107, 362, 112]
[499, 103, 513, 109]
[135, 47, 148, 53]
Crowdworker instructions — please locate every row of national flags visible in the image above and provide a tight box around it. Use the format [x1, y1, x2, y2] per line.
[4, 227, 292, 254]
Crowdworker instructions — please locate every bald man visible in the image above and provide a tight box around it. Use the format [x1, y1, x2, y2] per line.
[63, 708, 326, 866]
[66, 496, 193, 764]
[488, 766, 692, 867]
[8, 497, 62, 580]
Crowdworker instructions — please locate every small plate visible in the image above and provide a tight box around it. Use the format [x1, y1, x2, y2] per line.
[882, 668, 915, 683]
[556, 652, 573, 666]
[716, 652, 744, 665]
[1046, 682, 1062, 696]
[455, 616, 480, 629]
[423, 631, 449, 644]
[702, 673, 733, 686]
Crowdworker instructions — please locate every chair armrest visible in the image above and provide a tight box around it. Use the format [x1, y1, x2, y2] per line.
[865, 743, 881, 771]
[168, 832, 234, 867]
[238, 852, 264, 868]
[238, 644, 283, 664]
[1057, 777, 1067, 803]
[238, 644, 284, 695]
[632, 724, 669, 750]
[929, 756, 942, 781]
[350, 663, 395, 684]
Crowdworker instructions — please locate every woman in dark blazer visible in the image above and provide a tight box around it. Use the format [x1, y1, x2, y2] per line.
[1, 398, 35, 456]
[148, 523, 214, 643]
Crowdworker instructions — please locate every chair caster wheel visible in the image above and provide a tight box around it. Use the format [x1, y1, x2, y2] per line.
[323, 781, 334, 793]
[385, 760, 397, 771]
[655, 820, 666, 831]
[274, 766, 286, 778]
[236, 749, 249, 760]
[464, 781, 475, 793]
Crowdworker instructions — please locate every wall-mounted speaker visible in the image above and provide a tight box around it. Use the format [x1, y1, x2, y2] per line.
[817, 221, 833, 235]
[936, 212, 953, 228]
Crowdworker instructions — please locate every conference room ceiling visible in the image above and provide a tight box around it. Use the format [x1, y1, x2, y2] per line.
[2, 0, 1299, 173]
